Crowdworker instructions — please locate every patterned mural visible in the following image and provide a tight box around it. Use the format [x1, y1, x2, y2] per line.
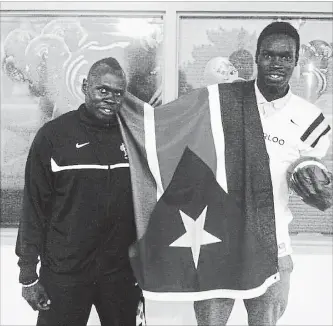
[0, 15, 163, 225]
[1, 14, 332, 232]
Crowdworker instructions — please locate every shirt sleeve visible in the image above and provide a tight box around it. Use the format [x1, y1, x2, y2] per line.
[298, 108, 332, 159]
[15, 127, 53, 284]
[299, 130, 331, 159]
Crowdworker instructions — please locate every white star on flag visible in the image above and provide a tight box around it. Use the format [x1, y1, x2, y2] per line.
[170, 206, 222, 268]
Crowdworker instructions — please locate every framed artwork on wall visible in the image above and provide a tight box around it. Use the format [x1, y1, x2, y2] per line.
[0, 14, 164, 225]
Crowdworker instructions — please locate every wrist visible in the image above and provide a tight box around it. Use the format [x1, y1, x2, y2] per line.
[22, 278, 39, 287]
[19, 265, 38, 285]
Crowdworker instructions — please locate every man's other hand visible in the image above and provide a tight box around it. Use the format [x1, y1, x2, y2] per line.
[22, 281, 51, 311]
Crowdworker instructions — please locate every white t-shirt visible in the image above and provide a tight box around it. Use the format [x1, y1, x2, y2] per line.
[254, 81, 331, 257]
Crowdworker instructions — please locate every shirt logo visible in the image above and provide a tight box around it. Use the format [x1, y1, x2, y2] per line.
[76, 142, 90, 149]
[120, 142, 128, 160]
[263, 133, 285, 146]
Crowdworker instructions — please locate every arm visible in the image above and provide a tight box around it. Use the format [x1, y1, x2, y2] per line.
[15, 127, 53, 285]
[292, 111, 332, 211]
[299, 132, 331, 159]
[299, 108, 331, 159]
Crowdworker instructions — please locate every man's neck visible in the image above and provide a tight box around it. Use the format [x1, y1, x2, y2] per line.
[256, 79, 289, 102]
[80, 104, 119, 128]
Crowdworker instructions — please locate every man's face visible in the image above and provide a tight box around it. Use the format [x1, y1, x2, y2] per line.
[82, 65, 126, 122]
[256, 34, 297, 92]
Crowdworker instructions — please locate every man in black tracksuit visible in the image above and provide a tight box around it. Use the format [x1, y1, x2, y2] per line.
[15, 57, 142, 325]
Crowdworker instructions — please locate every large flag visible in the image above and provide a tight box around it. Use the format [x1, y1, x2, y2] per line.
[118, 80, 279, 301]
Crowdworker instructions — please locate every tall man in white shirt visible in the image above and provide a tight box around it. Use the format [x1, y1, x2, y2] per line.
[194, 21, 331, 326]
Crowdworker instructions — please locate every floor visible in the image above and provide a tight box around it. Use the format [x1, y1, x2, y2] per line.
[1, 228, 332, 326]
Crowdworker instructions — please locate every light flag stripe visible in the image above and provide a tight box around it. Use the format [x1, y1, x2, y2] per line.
[207, 84, 228, 193]
[144, 103, 164, 201]
[51, 158, 129, 172]
[143, 272, 280, 301]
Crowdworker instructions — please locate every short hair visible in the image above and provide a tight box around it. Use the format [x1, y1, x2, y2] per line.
[87, 57, 126, 81]
[255, 22, 300, 64]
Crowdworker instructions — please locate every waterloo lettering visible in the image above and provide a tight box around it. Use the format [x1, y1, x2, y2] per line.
[264, 133, 285, 145]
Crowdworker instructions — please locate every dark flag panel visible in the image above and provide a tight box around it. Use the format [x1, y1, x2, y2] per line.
[118, 81, 279, 301]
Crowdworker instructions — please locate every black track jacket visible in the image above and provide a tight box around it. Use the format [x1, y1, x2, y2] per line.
[15, 104, 136, 285]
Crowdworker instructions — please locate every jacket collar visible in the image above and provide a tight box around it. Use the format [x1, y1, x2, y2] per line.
[78, 104, 119, 129]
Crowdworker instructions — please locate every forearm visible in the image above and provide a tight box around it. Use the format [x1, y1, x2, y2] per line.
[16, 199, 43, 284]
[16, 129, 53, 284]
